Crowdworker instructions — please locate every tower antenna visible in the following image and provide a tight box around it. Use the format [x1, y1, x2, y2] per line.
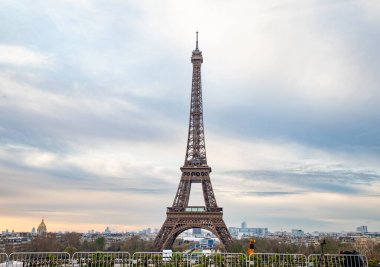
[196, 31, 199, 50]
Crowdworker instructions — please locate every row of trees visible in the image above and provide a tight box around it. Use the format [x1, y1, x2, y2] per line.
[227, 237, 355, 254]
[226, 238, 380, 266]
[19, 234, 155, 254]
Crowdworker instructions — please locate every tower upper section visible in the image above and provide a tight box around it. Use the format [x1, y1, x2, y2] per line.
[191, 31, 203, 64]
[184, 32, 207, 167]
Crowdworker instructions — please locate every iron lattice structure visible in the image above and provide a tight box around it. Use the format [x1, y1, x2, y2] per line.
[154, 32, 232, 251]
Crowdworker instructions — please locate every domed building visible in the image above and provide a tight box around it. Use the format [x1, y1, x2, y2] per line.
[37, 218, 47, 236]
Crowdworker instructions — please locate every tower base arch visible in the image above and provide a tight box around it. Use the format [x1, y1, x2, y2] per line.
[154, 209, 232, 251]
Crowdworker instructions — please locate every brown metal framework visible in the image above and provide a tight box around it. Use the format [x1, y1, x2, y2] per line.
[154, 32, 232, 251]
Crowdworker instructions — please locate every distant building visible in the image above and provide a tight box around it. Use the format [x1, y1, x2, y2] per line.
[242, 228, 269, 236]
[291, 229, 304, 237]
[200, 237, 215, 248]
[356, 226, 368, 234]
[138, 228, 153, 235]
[241, 221, 247, 229]
[229, 226, 269, 238]
[37, 219, 47, 236]
[104, 226, 111, 234]
[228, 227, 239, 236]
[193, 228, 202, 235]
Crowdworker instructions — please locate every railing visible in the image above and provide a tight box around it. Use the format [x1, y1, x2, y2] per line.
[168, 206, 223, 212]
[248, 253, 308, 267]
[168, 206, 207, 212]
[8, 252, 70, 267]
[72, 252, 130, 267]
[189, 252, 247, 266]
[0, 252, 369, 267]
[308, 254, 368, 267]
[132, 252, 187, 266]
[0, 253, 8, 267]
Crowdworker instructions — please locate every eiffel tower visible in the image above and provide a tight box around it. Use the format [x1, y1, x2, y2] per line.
[154, 32, 232, 251]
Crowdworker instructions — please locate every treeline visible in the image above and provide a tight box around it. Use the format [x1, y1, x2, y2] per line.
[17, 233, 155, 254]
[227, 237, 354, 254]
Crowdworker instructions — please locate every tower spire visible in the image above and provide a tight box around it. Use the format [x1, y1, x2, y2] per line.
[196, 31, 199, 50]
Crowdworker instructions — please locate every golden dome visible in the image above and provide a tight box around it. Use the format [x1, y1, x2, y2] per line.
[37, 218, 47, 236]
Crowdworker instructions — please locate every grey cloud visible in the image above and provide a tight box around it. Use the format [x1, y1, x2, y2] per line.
[0, 94, 180, 152]
[244, 191, 304, 197]
[226, 168, 380, 195]
[0, 155, 172, 196]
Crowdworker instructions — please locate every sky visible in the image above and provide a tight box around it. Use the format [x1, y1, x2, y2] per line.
[0, 0, 380, 234]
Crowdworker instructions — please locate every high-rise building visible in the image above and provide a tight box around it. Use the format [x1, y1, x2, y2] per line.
[241, 221, 247, 229]
[356, 225, 368, 234]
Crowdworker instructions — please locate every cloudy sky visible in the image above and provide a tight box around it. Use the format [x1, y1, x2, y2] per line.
[1, 0, 380, 234]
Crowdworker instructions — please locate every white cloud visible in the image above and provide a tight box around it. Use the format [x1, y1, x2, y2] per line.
[207, 132, 380, 174]
[0, 73, 141, 126]
[359, 0, 380, 23]
[0, 45, 52, 67]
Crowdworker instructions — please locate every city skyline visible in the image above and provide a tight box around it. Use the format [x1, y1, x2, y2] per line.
[1, 1, 380, 233]
[0, 219, 373, 235]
